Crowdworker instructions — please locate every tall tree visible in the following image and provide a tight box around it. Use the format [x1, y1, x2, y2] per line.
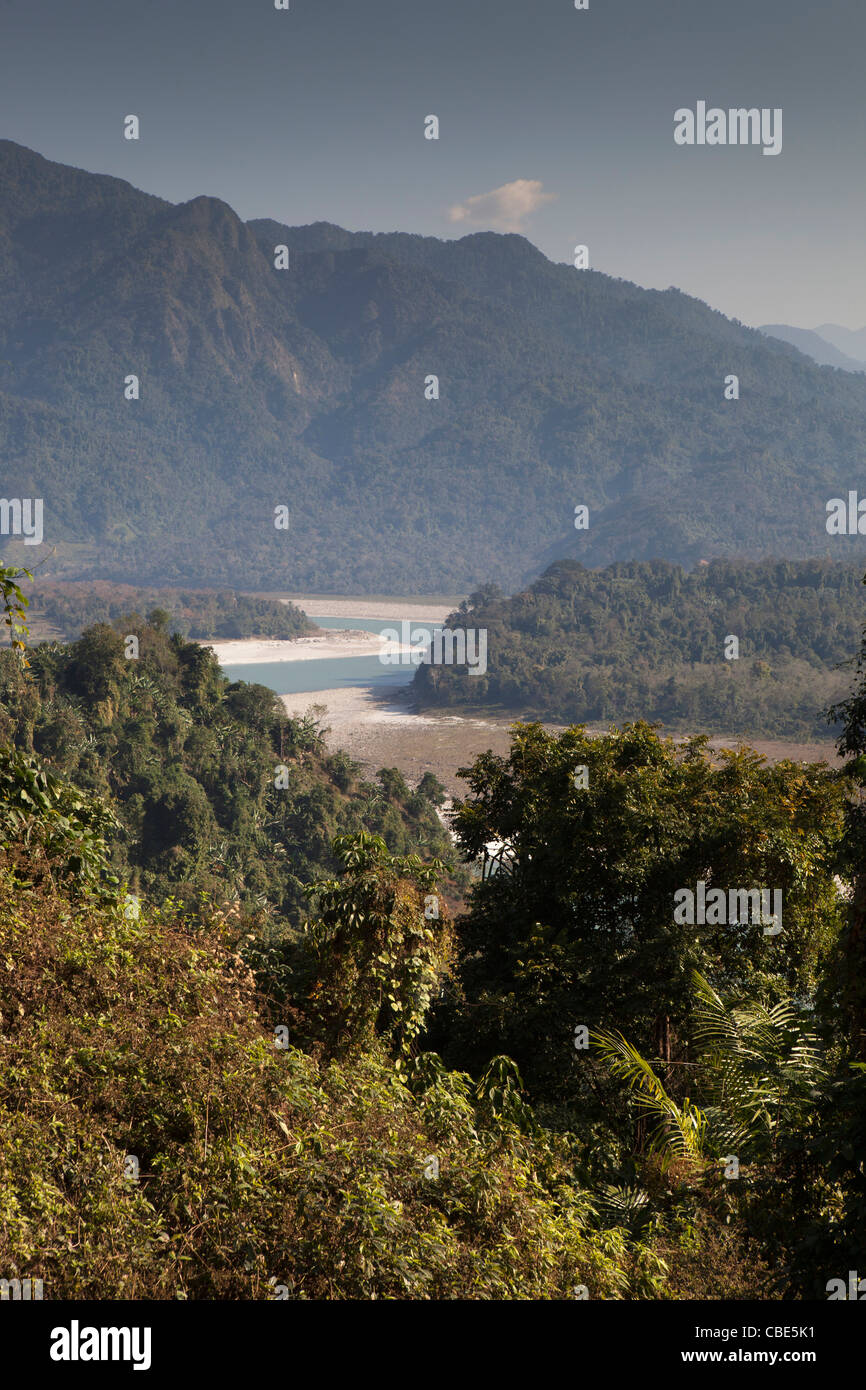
[443, 721, 846, 1135]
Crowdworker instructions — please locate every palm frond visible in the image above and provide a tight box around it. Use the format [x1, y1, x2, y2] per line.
[591, 1028, 708, 1161]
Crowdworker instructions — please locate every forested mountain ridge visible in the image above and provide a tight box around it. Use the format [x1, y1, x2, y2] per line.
[3, 140, 866, 591]
[18, 581, 313, 643]
[759, 323, 866, 373]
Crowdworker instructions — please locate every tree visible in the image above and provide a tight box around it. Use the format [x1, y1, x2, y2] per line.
[303, 832, 452, 1063]
[0, 564, 32, 665]
[0, 744, 120, 895]
[65, 624, 126, 706]
[443, 721, 846, 1135]
[146, 607, 172, 632]
[417, 771, 447, 806]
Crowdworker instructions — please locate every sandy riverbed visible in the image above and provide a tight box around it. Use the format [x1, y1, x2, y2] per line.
[204, 630, 416, 665]
[278, 684, 842, 796]
[279, 685, 516, 794]
[203, 613, 841, 796]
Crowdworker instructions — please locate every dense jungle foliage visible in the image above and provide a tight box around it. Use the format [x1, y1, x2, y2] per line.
[0, 597, 452, 928]
[2, 564, 865, 1300]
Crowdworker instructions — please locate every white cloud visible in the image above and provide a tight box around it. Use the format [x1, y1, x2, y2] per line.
[448, 179, 557, 233]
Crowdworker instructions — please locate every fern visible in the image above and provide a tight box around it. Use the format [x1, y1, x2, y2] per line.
[690, 970, 826, 1159]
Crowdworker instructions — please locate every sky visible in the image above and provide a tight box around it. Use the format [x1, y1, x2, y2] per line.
[0, 0, 863, 328]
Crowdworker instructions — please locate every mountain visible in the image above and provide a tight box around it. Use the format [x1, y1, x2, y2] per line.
[815, 323, 866, 363]
[2, 139, 866, 593]
[758, 324, 866, 373]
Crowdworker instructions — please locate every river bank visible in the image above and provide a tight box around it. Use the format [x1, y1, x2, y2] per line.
[278, 684, 517, 794]
[280, 597, 455, 622]
[277, 684, 841, 796]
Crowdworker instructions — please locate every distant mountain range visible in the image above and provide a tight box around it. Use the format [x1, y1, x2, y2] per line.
[759, 323, 866, 374]
[815, 323, 866, 362]
[2, 139, 866, 593]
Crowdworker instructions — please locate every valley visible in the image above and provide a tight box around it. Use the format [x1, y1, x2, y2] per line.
[220, 594, 844, 796]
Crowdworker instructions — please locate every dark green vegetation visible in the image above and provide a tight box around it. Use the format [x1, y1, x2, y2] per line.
[22, 580, 313, 642]
[430, 716, 866, 1298]
[3, 565, 866, 1300]
[0, 574, 664, 1301]
[412, 557, 865, 739]
[4, 140, 866, 592]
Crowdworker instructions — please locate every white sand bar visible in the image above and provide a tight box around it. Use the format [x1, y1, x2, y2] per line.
[278, 685, 502, 731]
[204, 629, 431, 666]
[279, 685, 429, 727]
[206, 631, 379, 666]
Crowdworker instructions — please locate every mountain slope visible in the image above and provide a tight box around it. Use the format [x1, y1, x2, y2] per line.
[2, 140, 866, 591]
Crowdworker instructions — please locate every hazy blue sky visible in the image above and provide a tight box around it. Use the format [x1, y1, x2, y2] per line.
[1, 0, 863, 327]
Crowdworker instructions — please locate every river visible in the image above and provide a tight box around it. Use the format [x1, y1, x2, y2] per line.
[219, 616, 440, 695]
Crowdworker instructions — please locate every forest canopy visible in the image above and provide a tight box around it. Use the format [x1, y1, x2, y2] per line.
[412, 556, 866, 740]
[17, 581, 313, 643]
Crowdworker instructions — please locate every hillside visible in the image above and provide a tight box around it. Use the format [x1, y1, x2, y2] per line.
[3, 141, 866, 591]
[0, 837, 655, 1300]
[411, 557, 866, 740]
[816, 323, 866, 361]
[2, 566, 866, 1302]
[19, 581, 314, 643]
[0, 613, 454, 920]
